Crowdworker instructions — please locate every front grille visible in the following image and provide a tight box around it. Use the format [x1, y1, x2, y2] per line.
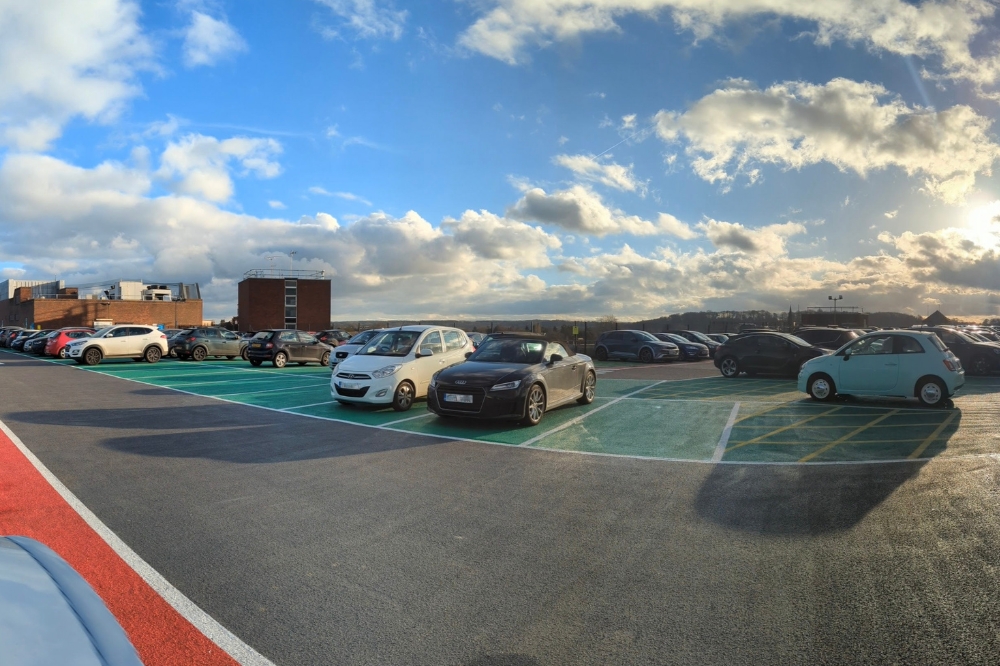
[334, 385, 370, 397]
[336, 372, 371, 380]
[435, 386, 486, 412]
[336, 351, 349, 359]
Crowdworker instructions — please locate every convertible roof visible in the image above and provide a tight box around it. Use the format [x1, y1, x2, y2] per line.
[482, 331, 576, 355]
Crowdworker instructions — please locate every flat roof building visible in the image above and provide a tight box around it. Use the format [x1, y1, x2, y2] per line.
[237, 269, 330, 333]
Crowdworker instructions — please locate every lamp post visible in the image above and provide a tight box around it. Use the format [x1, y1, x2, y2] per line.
[828, 295, 843, 326]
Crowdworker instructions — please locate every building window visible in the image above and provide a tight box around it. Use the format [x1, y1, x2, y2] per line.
[284, 279, 296, 328]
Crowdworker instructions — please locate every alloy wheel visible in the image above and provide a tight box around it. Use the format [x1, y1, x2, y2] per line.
[192, 346, 207, 362]
[273, 352, 287, 368]
[524, 385, 546, 425]
[393, 382, 414, 411]
[720, 357, 739, 377]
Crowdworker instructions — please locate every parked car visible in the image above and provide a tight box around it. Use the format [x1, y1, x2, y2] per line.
[714, 332, 827, 377]
[173, 327, 248, 361]
[466, 332, 486, 348]
[166, 329, 191, 357]
[0, 327, 25, 347]
[793, 327, 862, 351]
[66, 325, 169, 365]
[428, 333, 596, 426]
[44, 328, 95, 358]
[21, 330, 53, 354]
[329, 328, 384, 372]
[331, 325, 471, 411]
[246, 329, 332, 368]
[0, 535, 143, 666]
[674, 330, 722, 357]
[799, 330, 964, 407]
[910, 325, 1000, 376]
[10, 330, 42, 351]
[593, 330, 680, 363]
[707, 333, 731, 344]
[654, 333, 710, 361]
[314, 329, 352, 346]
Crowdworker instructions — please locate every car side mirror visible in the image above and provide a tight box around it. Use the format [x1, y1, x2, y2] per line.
[843, 353, 851, 361]
[549, 354, 563, 364]
[464, 351, 472, 358]
[417, 347, 434, 357]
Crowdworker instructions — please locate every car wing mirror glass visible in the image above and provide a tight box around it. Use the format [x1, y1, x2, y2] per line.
[464, 351, 472, 358]
[417, 347, 434, 357]
[549, 354, 563, 364]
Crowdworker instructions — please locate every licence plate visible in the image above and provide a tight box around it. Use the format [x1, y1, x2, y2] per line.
[444, 393, 474, 404]
[252, 343, 261, 348]
[339, 381, 361, 390]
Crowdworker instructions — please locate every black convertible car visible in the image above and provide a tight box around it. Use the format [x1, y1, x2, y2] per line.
[428, 333, 596, 426]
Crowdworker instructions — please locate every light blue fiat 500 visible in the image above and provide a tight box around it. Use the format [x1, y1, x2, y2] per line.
[798, 330, 965, 407]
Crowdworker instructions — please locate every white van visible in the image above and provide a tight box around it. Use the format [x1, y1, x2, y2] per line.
[331, 325, 470, 411]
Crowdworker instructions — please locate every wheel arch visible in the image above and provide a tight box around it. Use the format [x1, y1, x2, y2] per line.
[914, 374, 947, 398]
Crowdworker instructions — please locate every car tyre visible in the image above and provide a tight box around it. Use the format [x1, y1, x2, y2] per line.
[392, 381, 415, 412]
[144, 346, 161, 363]
[917, 378, 947, 408]
[808, 374, 836, 401]
[522, 383, 546, 426]
[273, 352, 288, 368]
[58, 346, 68, 359]
[240, 347, 249, 360]
[578, 371, 596, 404]
[595, 346, 608, 361]
[320, 351, 331, 366]
[226, 355, 235, 360]
[638, 347, 653, 364]
[249, 359, 263, 367]
[719, 356, 740, 378]
[191, 346, 207, 362]
[83, 347, 102, 366]
[971, 355, 990, 376]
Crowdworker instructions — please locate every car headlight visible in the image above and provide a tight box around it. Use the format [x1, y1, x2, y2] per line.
[491, 380, 521, 391]
[371, 364, 402, 379]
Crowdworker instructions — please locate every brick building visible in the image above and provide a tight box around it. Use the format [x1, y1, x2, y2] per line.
[0, 279, 202, 329]
[237, 269, 330, 333]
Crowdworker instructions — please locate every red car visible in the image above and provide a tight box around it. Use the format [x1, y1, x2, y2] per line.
[45, 328, 95, 359]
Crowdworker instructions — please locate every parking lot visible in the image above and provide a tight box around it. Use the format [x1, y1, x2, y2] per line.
[5, 348, 1000, 665]
[11, 350, 999, 465]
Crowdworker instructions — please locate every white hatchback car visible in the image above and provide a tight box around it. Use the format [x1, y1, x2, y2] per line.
[798, 330, 964, 407]
[67, 325, 169, 365]
[331, 325, 470, 411]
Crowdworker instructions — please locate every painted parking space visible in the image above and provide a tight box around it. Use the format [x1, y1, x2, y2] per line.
[12, 351, 1000, 464]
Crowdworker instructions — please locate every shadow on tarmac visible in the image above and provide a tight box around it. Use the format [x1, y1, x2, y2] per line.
[8, 405, 444, 463]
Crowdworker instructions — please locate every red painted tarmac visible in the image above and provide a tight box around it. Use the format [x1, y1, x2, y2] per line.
[0, 427, 239, 666]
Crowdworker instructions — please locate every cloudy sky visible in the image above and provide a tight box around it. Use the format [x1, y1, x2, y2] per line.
[3, 0, 1000, 320]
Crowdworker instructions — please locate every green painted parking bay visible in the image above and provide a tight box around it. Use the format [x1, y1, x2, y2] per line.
[21, 351, 1000, 464]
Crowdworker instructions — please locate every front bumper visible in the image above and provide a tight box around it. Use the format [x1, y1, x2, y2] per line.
[681, 348, 710, 360]
[655, 348, 681, 361]
[427, 383, 526, 420]
[66, 345, 86, 359]
[330, 372, 398, 405]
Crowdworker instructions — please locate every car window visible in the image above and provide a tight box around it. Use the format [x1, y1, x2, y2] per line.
[757, 336, 785, 350]
[362, 331, 421, 356]
[421, 331, 444, 354]
[635, 331, 658, 342]
[847, 334, 894, 355]
[278, 331, 298, 342]
[223, 331, 239, 340]
[894, 335, 924, 354]
[545, 342, 570, 361]
[938, 331, 964, 345]
[443, 329, 465, 350]
[606, 331, 622, 341]
[470, 338, 545, 364]
[297, 332, 318, 343]
[102, 328, 122, 338]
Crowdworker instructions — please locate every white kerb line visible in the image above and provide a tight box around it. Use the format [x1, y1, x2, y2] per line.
[0, 418, 275, 666]
[712, 402, 741, 463]
[519, 380, 666, 448]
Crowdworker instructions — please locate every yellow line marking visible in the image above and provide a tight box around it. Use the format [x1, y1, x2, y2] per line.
[908, 411, 959, 459]
[798, 409, 900, 463]
[726, 407, 843, 452]
[733, 402, 797, 424]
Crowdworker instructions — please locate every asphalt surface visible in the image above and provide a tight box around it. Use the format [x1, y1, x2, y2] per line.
[3, 352, 1000, 665]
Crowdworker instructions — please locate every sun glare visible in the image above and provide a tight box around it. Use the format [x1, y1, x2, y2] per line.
[966, 201, 1000, 247]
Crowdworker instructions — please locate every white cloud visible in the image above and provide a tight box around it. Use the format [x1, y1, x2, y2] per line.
[456, 0, 1000, 91]
[156, 134, 283, 202]
[333, 191, 372, 206]
[884, 209, 898, 218]
[506, 184, 683, 236]
[313, 0, 407, 41]
[309, 186, 333, 196]
[182, 11, 248, 67]
[557, 136, 569, 145]
[621, 113, 637, 129]
[656, 213, 698, 240]
[268, 200, 286, 209]
[655, 78, 1000, 203]
[442, 210, 561, 269]
[697, 219, 806, 255]
[0, 0, 153, 150]
[325, 124, 340, 138]
[552, 153, 644, 193]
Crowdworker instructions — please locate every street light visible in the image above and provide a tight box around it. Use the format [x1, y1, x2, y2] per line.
[828, 295, 843, 326]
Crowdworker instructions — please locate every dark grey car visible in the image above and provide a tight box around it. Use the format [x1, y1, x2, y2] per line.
[173, 327, 248, 361]
[593, 329, 680, 363]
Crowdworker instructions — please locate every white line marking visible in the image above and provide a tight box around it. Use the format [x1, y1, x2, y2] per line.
[212, 382, 330, 397]
[518, 381, 666, 448]
[383, 412, 437, 425]
[0, 418, 275, 666]
[278, 400, 335, 411]
[712, 402, 741, 463]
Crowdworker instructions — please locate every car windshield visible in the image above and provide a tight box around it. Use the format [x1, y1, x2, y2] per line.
[348, 330, 378, 345]
[664, 334, 688, 344]
[360, 331, 421, 356]
[686, 331, 712, 343]
[251, 331, 274, 340]
[468, 338, 546, 364]
[91, 327, 113, 338]
[635, 331, 659, 342]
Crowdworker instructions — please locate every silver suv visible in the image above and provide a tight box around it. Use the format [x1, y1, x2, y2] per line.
[66, 325, 169, 365]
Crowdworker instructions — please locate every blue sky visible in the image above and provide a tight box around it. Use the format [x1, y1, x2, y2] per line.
[3, 0, 1000, 320]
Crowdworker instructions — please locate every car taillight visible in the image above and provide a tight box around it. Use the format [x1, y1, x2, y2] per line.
[943, 359, 957, 371]
[265, 342, 273, 349]
[160, 334, 167, 339]
[187, 336, 197, 342]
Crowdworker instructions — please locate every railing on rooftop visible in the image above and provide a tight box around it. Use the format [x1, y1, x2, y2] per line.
[243, 268, 327, 279]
